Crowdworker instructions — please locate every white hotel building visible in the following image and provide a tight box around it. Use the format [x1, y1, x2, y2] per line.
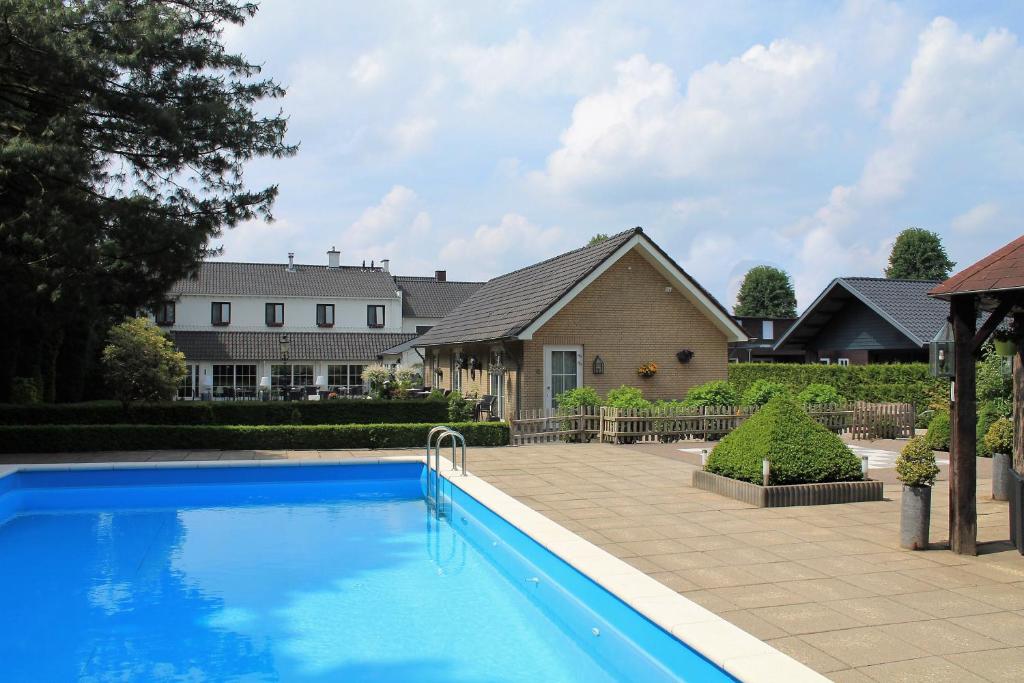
[155, 248, 481, 399]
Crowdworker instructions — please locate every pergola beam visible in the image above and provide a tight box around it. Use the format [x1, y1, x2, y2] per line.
[971, 298, 1014, 357]
[950, 294, 978, 555]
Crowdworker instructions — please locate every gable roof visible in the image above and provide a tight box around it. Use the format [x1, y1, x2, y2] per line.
[394, 276, 484, 318]
[170, 331, 415, 361]
[168, 262, 398, 299]
[930, 234, 1024, 298]
[414, 227, 745, 346]
[774, 277, 947, 350]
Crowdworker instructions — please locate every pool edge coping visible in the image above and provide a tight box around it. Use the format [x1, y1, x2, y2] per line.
[0, 456, 827, 682]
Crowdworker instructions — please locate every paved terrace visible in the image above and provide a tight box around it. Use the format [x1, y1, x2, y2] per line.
[2, 443, 1021, 682]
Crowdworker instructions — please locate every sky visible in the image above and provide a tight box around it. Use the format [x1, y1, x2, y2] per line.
[216, 0, 1024, 312]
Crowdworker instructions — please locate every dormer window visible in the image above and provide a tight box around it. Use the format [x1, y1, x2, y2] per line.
[367, 305, 385, 328]
[155, 302, 175, 326]
[265, 302, 284, 327]
[212, 302, 231, 326]
[317, 304, 335, 327]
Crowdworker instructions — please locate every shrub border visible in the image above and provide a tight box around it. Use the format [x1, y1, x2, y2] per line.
[693, 470, 884, 507]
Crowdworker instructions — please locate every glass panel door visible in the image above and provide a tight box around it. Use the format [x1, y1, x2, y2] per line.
[550, 350, 578, 407]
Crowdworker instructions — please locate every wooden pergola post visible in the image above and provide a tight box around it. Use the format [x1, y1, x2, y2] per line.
[950, 294, 977, 555]
[1015, 311, 1024, 478]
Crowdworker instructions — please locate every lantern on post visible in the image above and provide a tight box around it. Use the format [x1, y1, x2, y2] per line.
[279, 334, 291, 360]
[592, 355, 605, 375]
[929, 321, 955, 378]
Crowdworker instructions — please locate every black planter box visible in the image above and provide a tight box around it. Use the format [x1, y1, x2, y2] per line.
[1011, 468, 1024, 555]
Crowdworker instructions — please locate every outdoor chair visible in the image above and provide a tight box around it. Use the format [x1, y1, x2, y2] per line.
[476, 395, 497, 421]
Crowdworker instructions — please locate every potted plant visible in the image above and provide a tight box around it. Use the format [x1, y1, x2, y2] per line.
[993, 322, 1020, 357]
[896, 436, 940, 550]
[984, 417, 1014, 501]
[637, 361, 657, 378]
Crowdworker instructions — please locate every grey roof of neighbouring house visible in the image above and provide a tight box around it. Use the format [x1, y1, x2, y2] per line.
[394, 277, 484, 318]
[170, 331, 417, 361]
[168, 262, 398, 298]
[414, 227, 741, 346]
[773, 277, 948, 350]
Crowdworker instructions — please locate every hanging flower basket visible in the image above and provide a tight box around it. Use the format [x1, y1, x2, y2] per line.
[637, 361, 658, 378]
[994, 327, 1019, 357]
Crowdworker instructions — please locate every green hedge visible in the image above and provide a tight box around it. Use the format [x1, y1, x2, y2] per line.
[728, 363, 947, 410]
[0, 422, 509, 453]
[0, 400, 448, 426]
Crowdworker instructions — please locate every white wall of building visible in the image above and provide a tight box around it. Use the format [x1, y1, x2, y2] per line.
[167, 294, 403, 333]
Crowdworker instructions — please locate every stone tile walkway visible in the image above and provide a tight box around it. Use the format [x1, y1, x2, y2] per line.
[3, 443, 1021, 681]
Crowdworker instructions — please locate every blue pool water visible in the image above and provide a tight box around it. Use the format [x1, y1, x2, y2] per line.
[0, 463, 732, 682]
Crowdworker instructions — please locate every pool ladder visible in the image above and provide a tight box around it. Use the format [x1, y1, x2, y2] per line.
[425, 426, 467, 515]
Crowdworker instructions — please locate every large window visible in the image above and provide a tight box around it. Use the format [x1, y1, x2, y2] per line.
[549, 349, 579, 406]
[212, 302, 231, 325]
[489, 370, 504, 419]
[451, 355, 462, 393]
[236, 365, 257, 394]
[177, 364, 194, 399]
[212, 364, 235, 398]
[155, 302, 175, 326]
[317, 304, 335, 327]
[265, 303, 284, 327]
[292, 364, 314, 387]
[271, 364, 291, 389]
[367, 305, 385, 328]
[761, 320, 774, 340]
[327, 364, 367, 395]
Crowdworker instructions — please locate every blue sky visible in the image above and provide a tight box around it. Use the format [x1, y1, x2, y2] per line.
[218, 1, 1024, 312]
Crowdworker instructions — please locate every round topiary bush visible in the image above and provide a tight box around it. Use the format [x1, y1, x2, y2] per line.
[796, 383, 843, 406]
[983, 417, 1014, 456]
[740, 379, 790, 407]
[926, 411, 950, 451]
[705, 395, 862, 485]
[896, 436, 940, 487]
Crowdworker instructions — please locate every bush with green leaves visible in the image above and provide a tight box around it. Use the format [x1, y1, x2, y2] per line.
[983, 418, 1014, 456]
[447, 391, 474, 422]
[926, 411, 951, 451]
[740, 379, 790, 407]
[555, 386, 600, 410]
[683, 380, 738, 408]
[796, 383, 843, 405]
[102, 318, 186, 407]
[895, 436, 940, 487]
[427, 388, 447, 402]
[9, 377, 40, 404]
[604, 385, 651, 410]
[705, 395, 862, 485]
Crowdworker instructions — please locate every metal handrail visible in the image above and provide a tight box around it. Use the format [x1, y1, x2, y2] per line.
[434, 429, 467, 476]
[425, 426, 451, 503]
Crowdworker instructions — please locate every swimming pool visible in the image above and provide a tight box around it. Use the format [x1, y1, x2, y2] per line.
[0, 460, 810, 682]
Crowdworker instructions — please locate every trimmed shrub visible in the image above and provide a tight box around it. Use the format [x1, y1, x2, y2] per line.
[896, 436, 940, 487]
[926, 411, 951, 451]
[705, 395, 862, 485]
[739, 379, 790, 407]
[604, 386, 651, 410]
[683, 380, 738, 408]
[796, 383, 843, 406]
[447, 391, 473, 422]
[983, 417, 1014, 456]
[0, 422, 509, 454]
[555, 387, 600, 410]
[0, 400, 449, 426]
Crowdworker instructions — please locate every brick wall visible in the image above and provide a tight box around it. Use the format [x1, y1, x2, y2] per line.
[520, 248, 729, 411]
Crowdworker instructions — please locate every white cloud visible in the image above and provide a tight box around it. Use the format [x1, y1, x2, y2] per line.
[681, 233, 742, 288]
[392, 117, 437, 155]
[951, 202, 1000, 234]
[349, 52, 386, 86]
[212, 218, 303, 263]
[439, 214, 563, 280]
[538, 41, 832, 190]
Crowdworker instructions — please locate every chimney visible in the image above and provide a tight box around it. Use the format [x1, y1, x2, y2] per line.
[380, 259, 390, 273]
[327, 246, 340, 268]
[435, 270, 446, 282]
[287, 252, 296, 272]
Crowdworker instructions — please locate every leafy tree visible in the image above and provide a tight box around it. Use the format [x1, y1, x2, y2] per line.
[101, 318, 186, 407]
[734, 266, 797, 318]
[0, 1, 294, 402]
[885, 228, 955, 280]
[588, 233, 610, 246]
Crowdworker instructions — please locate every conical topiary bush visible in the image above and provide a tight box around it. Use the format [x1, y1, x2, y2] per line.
[706, 394, 863, 485]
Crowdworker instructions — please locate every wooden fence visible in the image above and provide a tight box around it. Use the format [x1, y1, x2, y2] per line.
[510, 402, 914, 446]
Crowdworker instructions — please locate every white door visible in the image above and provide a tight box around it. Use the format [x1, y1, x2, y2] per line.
[543, 345, 583, 409]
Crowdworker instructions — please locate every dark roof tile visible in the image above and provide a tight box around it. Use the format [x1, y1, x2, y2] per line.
[169, 262, 398, 298]
[394, 277, 484, 318]
[169, 331, 416, 362]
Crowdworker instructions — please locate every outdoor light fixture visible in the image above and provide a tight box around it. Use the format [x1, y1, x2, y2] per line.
[592, 355, 605, 375]
[929, 321, 955, 378]
[315, 375, 327, 389]
[676, 349, 695, 364]
[279, 334, 290, 360]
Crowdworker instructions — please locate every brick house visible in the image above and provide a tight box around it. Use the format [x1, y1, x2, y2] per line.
[415, 228, 746, 418]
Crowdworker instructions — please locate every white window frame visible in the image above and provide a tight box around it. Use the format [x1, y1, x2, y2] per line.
[819, 358, 831, 365]
[837, 357, 850, 367]
[543, 345, 583, 410]
[761, 320, 774, 340]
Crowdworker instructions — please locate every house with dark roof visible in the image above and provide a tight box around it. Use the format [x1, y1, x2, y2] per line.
[772, 277, 949, 365]
[414, 228, 747, 417]
[728, 316, 803, 363]
[156, 248, 481, 399]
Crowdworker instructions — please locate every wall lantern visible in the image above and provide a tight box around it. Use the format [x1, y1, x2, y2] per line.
[929, 321, 955, 378]
[279, 334, 290, 360]
[676, 349, 695, 364]
[592, 355, 605, 375]
[455, 353, 467, 370]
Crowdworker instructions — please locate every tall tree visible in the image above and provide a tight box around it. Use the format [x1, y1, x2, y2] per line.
[0, 1, 295, 401]
[885, 228, 955, 280]
[588, 233, 610, 246]
[734, 266, 798, 318]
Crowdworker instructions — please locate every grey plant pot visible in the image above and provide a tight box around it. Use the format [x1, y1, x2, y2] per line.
[993, 452, 1012, 501]
[900, 485, 932, 550]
